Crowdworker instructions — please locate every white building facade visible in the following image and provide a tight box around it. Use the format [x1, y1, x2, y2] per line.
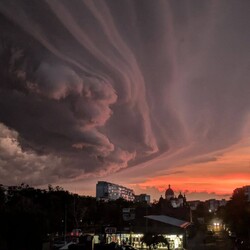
[96, 181, 135, 202]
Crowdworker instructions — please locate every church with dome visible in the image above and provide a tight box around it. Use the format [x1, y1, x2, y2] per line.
[164, 184, 187, 208]
[156, 184, 191, 221]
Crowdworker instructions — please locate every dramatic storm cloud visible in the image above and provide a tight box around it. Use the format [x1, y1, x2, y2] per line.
[0, 1, 250, 195]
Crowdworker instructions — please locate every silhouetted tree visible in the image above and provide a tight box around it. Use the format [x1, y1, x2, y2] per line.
[223, 189, 250, 239]
[141, 233, 170, 250]
[0, 183, 159, 249]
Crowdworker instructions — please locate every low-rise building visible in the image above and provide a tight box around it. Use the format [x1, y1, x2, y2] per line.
[134, 194, 151, 204]
[188, 200, 201, 211]
[205, 198, 227, 212]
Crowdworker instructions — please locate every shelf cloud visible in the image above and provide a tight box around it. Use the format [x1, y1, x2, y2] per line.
[0, 1, 250, 189]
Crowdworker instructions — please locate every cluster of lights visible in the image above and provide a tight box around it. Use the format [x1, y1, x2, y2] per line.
[213, 222, 220, 226]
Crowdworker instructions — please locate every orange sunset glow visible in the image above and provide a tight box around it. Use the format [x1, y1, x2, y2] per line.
[127, 140, 250, 200]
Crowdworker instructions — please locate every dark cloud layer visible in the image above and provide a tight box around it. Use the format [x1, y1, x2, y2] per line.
[0, 0, 250, 185]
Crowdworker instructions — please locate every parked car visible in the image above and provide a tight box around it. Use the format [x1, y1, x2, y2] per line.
[71, 229, 82, 237]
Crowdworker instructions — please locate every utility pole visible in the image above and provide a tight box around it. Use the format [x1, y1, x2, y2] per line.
[64, 204, 67, 245]
[74, 194, 78, 229]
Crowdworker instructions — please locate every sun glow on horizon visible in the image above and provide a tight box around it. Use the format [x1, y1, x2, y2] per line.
[131, 142, 250, 200]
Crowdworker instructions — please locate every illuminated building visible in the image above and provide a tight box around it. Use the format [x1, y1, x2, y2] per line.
[104, 215, 189, 249]
[96, 181, 135, 201]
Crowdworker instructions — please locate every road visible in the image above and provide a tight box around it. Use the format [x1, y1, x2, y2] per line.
[187, 229, 236, 250]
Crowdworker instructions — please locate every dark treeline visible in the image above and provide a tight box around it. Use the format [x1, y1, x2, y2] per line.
[1, 183, 250, 249]
[192, 190, 250, 241]
[0, 183, 148, 250]
[218, 188, 250, 240]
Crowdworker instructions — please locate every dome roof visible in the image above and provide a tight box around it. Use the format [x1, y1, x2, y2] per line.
[178, 192, 184, 199]
[165, 184, 174, 196]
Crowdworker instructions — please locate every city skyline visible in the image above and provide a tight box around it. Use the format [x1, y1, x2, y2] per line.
[0, 1, 250, 201]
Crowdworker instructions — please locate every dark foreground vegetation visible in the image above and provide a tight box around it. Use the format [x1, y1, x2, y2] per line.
[218, 189, 250, 247]
[0, 184, 145, 250]
[0, 184, 249, 250]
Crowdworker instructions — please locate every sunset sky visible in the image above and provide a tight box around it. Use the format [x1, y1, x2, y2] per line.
[0, 1, 250, 201]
